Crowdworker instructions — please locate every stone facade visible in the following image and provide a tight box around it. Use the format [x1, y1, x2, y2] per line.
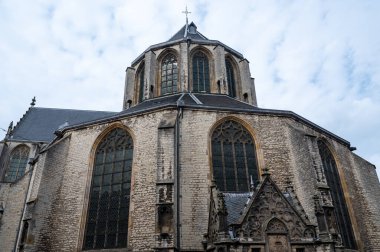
[0, 22, 379, 252]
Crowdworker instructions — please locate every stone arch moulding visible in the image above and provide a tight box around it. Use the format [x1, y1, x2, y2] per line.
[315, 137, 361, 250]
[265, 217, 288, 234]
[189, 46, 215, 93]
[207, 116, 264, 189]
[3, 143, 31, 182]
[225, 54, 242, 99]
[77, 122, 136, 251]
[156, 48, 180, 97]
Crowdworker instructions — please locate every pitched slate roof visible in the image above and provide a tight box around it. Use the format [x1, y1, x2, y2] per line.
[223, 192, 252, 225]
[168, 22, 208, 42]
[55, 92, 351, 148]
[10, 107, 117, 143]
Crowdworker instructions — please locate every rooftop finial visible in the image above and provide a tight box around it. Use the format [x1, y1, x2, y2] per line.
[182, 6, 191, 26]
[30, 96, 36, 107]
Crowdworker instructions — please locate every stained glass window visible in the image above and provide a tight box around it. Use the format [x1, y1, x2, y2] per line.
[192, 51, 210, 93]
[84, 128, 133, 250]
[317, 140, 356, 249]
[161, 53, 178, 95]
[5, 145, 29, 182]
[138, 63, 145, 102]
[211, 120, 258, 192]
[225, 59, 236, 98]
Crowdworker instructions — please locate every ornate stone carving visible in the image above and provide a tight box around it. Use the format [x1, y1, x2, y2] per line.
[237, 176, 315, 242]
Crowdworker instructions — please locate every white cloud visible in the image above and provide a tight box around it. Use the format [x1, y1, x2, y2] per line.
[0, 0, 379, 178]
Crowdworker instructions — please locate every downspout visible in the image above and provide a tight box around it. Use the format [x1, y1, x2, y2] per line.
[175, 96, 184, 251]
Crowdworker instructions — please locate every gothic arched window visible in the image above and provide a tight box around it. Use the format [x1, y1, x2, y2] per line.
[192, 51, 210, 93]
[84, 128, 133, 250]
[138, 63, 145, 102]
[211, 120, 258, 192]
[225, 59, 236, 98]
[5, 145, 29, 182]
[317, 140, 356, 249]
[161, 53, 178, 95]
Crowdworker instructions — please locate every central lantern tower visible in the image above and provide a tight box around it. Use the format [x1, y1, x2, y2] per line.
[122, 22, 257, 110]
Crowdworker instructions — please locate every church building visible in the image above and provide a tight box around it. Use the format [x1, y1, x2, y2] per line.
[0, 21, 379, 252]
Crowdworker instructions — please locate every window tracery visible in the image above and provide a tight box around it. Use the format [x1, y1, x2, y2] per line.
[192, 51, 210, 93]
[211, 120, 258, 192]
[161, 53, 178, 95]
[4, 145, 29, 182]
[84, 128, 133, 249]
[317, 140, 356, 249]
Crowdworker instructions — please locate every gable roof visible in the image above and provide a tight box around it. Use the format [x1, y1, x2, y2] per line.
[9, 107, 117, 143]
[235, 175, 310, 226]
[168, 22, 209, 42]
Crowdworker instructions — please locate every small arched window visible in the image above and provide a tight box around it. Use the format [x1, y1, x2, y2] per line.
[192, 51, 210, 93]
[225, 59, 236, 98]
[211, 120, 258, 192]
[161, 53, 178, 95]
[84, 128, 133, 249]
[138, 63, 145, 102]
[317, 140, 356, 249]
[5, 145, 29, 182]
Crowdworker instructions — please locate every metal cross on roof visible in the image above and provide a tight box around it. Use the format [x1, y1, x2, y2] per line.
[182, 6, 191, 25]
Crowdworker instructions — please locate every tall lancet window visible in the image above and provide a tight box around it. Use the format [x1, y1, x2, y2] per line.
[84, 128, 133, 249]
[138, 63, 145, 102]
[317, 140, 356, 249]
[161, 53, 178, 95]
[225, 59, 236, 98]
[5, 145, 29, 182]
[211, 120, 258, 192]
[192, 51, 210, 93]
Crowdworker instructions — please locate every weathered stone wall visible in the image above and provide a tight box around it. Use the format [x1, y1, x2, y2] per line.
[15, 107, 379, 252]
[0, 173, 31, 252]
[348, 153, 380, 251]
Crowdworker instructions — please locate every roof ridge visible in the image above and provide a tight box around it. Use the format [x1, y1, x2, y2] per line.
[31, 107, 117, 113]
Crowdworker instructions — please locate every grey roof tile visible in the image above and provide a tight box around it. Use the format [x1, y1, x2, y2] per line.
[223, 192, 252, 225]
[168, 22, 208, 42]
[10, 107, 117, 142]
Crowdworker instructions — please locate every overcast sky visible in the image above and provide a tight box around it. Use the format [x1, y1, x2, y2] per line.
[0, 0, 379, 177]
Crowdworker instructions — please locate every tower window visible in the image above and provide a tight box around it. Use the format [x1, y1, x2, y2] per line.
[225, 59, 236, 98]
[211, 120, 258, 192]
[84, 128, 133, 250]
[161, 53, 178, 95]
[317, 140, 356, 249]
[138, 63, 145, 102]
[192, 51, 210, 93]
[4, 145, 29, 182]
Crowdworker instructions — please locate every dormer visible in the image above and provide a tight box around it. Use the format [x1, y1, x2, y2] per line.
[123, 22, 257, 110]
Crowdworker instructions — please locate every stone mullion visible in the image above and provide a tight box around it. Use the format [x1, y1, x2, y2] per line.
[221, 141, 227, 191]
[232, 141, 238, 191]
[243, 143, 250, 190]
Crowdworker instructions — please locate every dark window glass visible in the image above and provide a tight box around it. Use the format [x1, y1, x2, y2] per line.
[5, 145, 29, 182]
[161, 53, 178, 95]
[84, 128, 133, 250]
[317, 141, 356, 249]
[138, 63, 145, 102]
[192, 51, 210, 93]
[225, 59, 236, 97]
[211, 120, 258, 192]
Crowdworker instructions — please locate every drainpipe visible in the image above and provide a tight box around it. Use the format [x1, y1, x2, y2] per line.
[175, 102, 183, 251]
